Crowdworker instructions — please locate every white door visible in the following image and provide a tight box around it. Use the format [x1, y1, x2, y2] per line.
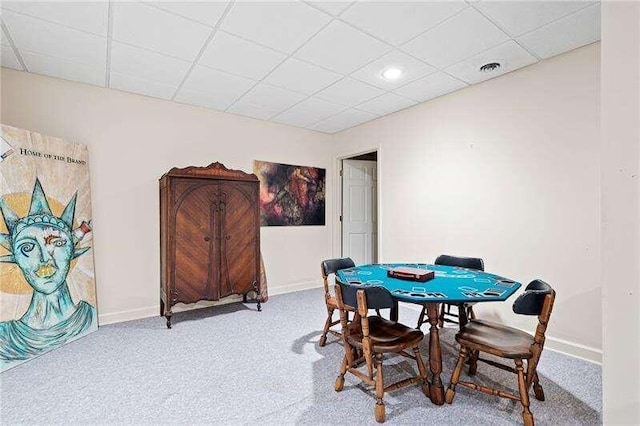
[342, 159, 377, 265]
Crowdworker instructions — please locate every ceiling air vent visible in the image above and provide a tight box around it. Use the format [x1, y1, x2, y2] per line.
[479, 62, 501, 73]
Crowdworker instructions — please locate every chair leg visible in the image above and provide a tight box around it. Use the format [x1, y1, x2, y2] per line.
[416, 306, 427, 329]
[438, 303, 446, 328]
[532, 371, 545, 401]
[374, 353, 385, 423]
[445, 346, 468, 404]
[335, 355, 348, 392]
[467, 304, 476, 320]
[319, 307, 334, 347]
[516, 359, 534, 426]
[468, 349, 479, 376]
[413, 346, 430, 396]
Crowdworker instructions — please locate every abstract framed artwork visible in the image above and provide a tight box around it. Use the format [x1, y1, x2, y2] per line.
[0, 124, 97, 372]
[253, 160, 325, 226]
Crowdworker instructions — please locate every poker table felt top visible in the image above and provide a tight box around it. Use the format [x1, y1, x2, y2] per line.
[335, 263, 521, 304]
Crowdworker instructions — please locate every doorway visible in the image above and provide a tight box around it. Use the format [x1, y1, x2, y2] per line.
[341, 151, 378, 265]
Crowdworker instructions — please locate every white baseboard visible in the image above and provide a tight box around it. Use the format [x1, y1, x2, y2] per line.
[98, 306, 158, 325]
[97, 280, 323, 325]
[544, 335, 602, 364]
[267, 279, 322, 296]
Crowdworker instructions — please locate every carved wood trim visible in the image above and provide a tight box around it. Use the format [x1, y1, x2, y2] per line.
[163, 162, 259, 182]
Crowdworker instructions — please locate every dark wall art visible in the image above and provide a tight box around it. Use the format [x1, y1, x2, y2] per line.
[253, 160, 325, 226]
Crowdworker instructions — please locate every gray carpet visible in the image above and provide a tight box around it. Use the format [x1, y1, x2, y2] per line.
[0, 288, 601, 424]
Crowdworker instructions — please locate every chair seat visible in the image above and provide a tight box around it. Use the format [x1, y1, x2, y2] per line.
[347, 316, 424, 353]
[455, 320, 534, 359]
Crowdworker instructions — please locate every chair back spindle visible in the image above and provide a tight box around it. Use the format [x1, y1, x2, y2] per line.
[319, 257, 355, 347]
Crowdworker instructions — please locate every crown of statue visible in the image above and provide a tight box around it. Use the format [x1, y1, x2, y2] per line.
[0, 178, 90, 264]
[13, 213, 72, 235]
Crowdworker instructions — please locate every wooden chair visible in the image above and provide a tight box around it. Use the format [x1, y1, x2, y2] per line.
[319, 258, 356, 346]
[445, 280, 556, 426]
[334, 281, 428, 423]
[416, 254, 485, 329]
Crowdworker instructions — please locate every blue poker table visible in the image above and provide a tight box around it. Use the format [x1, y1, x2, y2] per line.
[336, 263, 521, 304]
[335, 263, 522, 406]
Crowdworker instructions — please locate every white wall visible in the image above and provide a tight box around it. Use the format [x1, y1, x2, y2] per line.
[601, 2, 640, 423]
[0, 43, 606, 364]
[333, 44, 601, 361]
[0, 69, 334, 323]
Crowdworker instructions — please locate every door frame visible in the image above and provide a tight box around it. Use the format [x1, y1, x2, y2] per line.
[333, 145, 383, 263]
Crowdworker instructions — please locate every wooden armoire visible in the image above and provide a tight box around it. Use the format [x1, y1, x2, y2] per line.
[159, 162, 261, 328]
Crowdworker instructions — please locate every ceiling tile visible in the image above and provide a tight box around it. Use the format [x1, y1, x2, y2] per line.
[20, 50, 105, 86]
[307, 108, 377, 133]
[394, 71, 467, 103]
[176, 65, 256, 111]
[110, 72, 177, 100]
[341, 1, 468, 46]
[401, 7, 509, 68]
[272, 97, 345, 127]
[316, 77, 384, 107]
[295, 20, 391, 74]
[446, 41, 538, 84]
[307, 1, 353, 16]
[144, 1, 229, 27]
[350, 50, 436, 90]
[264, 58, 342, 95]
[199, 31, 286, 80]
[1, 10, 106, 67]
[228, 83, 306, 120]
[356, 92, 417, 116]
[221, 1, 330, 54]
[1, 45, 22, 70]
[1, 1, 109, 36]
[112, 2, 211, 61]
[473, 1, 594, 37]
[110, 42, 191, 86]
[517, 3, 600, 60]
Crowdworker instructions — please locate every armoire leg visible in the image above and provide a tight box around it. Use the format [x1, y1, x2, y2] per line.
[252, 280, 262, 311]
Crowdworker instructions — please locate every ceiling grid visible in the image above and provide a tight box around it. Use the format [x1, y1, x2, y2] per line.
[104, 1, 113, 87]
[0, 0, 601, 133]
[170, 1, 236, 102]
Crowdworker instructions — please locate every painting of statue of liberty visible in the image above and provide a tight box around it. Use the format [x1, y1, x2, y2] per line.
[0, 124, 97, 372]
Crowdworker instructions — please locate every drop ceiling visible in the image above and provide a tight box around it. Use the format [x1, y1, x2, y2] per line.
[0, 1, 601, 134]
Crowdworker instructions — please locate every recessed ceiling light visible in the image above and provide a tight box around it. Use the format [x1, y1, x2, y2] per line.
[479, 62, 501, 73]
[381, 67, 403, 81]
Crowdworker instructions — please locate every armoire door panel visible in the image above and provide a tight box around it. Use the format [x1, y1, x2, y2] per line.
[174, 183, 217, 303]
[219, 183, 257, 296]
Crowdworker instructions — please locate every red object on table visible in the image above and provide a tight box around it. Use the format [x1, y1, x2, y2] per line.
[387, 267, 434, 282]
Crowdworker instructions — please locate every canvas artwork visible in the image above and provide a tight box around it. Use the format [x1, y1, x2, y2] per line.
[254, 160, 326, 226]
[0, 124, 97, 372]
